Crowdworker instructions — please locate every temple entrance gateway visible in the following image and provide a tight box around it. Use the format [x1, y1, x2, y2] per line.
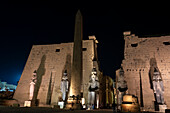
[13, 10, 104, 109]
[119, 31, 170, 112]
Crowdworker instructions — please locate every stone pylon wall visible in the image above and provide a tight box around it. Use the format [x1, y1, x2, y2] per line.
[13, 39, 101, 107]
[122, 32, 170, 111]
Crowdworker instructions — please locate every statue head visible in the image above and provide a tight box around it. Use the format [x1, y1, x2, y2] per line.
[153, 68, 162, 81]
[33, 70, 37, 77]
[90, 68, 98, 82]
[91, 67, 97, 75]
[91, 74, 96, 82]
[62, 70, 68, 81]
[31, 70, 37, 83]
[119, 67, 124, 76]
[64, 70, 67, 76]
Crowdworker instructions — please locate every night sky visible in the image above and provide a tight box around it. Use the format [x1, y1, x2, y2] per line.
[0, 2, 170, 85]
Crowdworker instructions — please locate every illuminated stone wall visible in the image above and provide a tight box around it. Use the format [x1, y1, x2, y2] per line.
[122, 31, 170, 111]
[13, 37, 102, 107]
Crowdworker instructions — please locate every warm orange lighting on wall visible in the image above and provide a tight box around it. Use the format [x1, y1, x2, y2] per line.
[69, 88, 73, 96]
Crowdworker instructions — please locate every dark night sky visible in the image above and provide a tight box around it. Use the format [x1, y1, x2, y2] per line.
[0, 1, 170, 85]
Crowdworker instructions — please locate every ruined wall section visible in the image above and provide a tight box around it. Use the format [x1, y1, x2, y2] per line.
[122, 32, 170, 110]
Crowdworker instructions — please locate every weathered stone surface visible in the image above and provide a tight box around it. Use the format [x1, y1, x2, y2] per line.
[13, 38, 102, 107]
[69, 10, 83, 97]
[159, 105, 167, 112]
[13, 10, 104, 108]
[121, 31, 170, 111]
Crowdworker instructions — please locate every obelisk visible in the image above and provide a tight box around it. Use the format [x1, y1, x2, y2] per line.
[69, 10, 83, 97]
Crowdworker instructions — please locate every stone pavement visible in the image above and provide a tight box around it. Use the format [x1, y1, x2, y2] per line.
[0, 107, 114, 113]
[0, 106, 169, 113]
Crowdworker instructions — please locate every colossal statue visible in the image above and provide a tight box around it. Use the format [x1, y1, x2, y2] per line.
[60, 70, 69, 101]
[117, 67, 127, 110]
[88, 68, 99, 109]
[153, 69, 164, 104]
[29, 70, 37, 100]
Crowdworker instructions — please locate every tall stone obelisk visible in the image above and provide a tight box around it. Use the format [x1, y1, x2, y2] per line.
[69, 10, 83, 97]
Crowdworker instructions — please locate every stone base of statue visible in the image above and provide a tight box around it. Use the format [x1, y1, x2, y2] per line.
[159, 104, 167, 112]
[24, 101, 31, 107]
[24, 99, 39, 107]
[65, 97, 82, 110]
[58, 101, 64, 109]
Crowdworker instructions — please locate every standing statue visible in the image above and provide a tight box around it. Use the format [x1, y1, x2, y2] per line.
[117, 68, 127, 92]
[29, 70, 37, 100]
[88, 68, 99, 109]
[117, 67, 127, 110]
[60, 70, 69, 101]
[152, 68, 164, 104]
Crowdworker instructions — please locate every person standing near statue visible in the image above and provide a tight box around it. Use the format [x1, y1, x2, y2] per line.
[60, 70, 69, 101]
[29, 70, 37, 100]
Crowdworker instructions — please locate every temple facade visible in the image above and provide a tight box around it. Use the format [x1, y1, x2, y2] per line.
[13, 36, 103, 107]
[119, 31, 170, 111]
[13, 10, 104, 108]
